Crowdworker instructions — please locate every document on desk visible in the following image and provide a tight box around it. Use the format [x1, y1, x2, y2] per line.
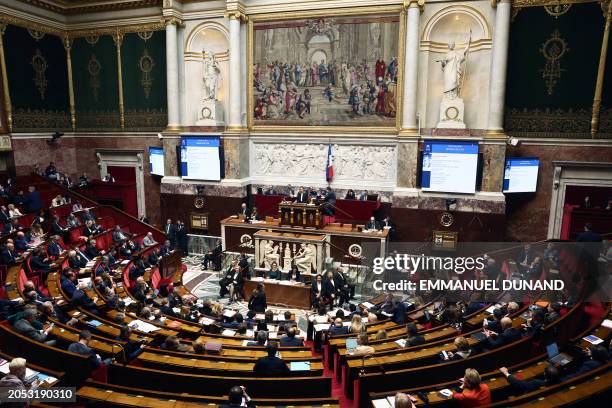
[222, 329, 236, 336]
[290, 361, 311, 371]
[361, 302, 375, 309]
[314, 324, 329, 332]
[371, 398, 392, 408]
[128, 319, 160, 333]
[223, 309, 237, 318]
[200, 317, 214, 325]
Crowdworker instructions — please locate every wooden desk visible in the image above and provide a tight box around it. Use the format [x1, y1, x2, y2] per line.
[278, 202, 323, 228]
[159, 250, 182, 279]
[243, 279, 311, 309]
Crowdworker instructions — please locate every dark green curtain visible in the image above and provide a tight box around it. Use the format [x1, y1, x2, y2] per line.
[121, 30, 167, 130]
[4, 24, 70, 131]
[72, 35, 120, 130]
[505, 3, 610, 135]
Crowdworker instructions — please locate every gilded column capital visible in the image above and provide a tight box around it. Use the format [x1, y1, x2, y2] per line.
[403, 0, 424, 12]
[225, 11, 248, 23]
[162, 16, 184, 27]
[112, 30, 124, 48]
[62, 36, 73, 52]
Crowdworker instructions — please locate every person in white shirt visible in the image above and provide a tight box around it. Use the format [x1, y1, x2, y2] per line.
[7, 204, 22, 218]
[51, 195, 65, 207]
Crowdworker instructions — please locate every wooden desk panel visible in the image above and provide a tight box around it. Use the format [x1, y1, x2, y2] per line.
[243, 279, 311, 309]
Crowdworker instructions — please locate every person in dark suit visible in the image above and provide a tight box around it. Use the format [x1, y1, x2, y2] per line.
[253, 342, 290, 377]
[442, 337, 475, 361]
[112, 225, 129, 243]
[25, 186, 42, 213]
[84, 239, 101, 259]
[577, 223, 602, 242]
[49, 215, 65, 236]
[164, 219, 177, 245]
[220, 386, 255, 408]
[95, 256, 113, 277]
[14, 232, 29, 252]
[203, 239, 222, 270]
[311, 274, 328, 309]
[249, 207, 261, 221]
[333, 267, 354, 302]
[516, 244, 535, 271]
[147, 248, 160, 267]
[322, 187, 336, 217]
[565, 346, 609, 379]
[159, 239, 174, 257]
[295, 186, 309, 204]
[248, 283, 267, 313]
[280, 327, 304, 347]
[499, 365, 560, 394]
[381, 216, 396, 239]
[71, 283, 99, 314]
[286, 264, 301, 282]
[82, 220, 101, 237]
[406, 322, 425, 346]
[358, 190, 369, 201]
[365, 216, 380, 231]
[220, 262, 244, 302]
[322, 271, 338, 306]
[45, 236, 62, 259]
[0, 242, 17, 266]
[345, 189, 356, 199]
[67, 250, 87, 269]
[328, 318, 349, 336]
[485, 317, 521, 348]
[30, 248, 51, 277]
[175, 220, 188, 255]
[238, 203, 251, 217]
[0, 206, 9, 222]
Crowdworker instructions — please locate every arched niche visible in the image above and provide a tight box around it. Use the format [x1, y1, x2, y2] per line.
[184, 22, 230, 126]
[419, 4, 493, 130]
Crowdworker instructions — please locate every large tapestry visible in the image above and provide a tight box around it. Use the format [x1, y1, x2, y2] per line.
[251, 14, 401, 128]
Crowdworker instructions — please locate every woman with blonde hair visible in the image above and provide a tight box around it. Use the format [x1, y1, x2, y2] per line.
[375, 329, 388, 340]
[7, 204, 22, 218]
[349, 314, 365, 333]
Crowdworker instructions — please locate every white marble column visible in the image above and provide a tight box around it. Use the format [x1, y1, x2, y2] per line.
[177, 25, 187, 127]
[165, 19, 180, 130]
[400, 1, 422, 134]
[486, 0, 511, 135]
[228, 13, 242, 129]
[240, 22, 247, 126]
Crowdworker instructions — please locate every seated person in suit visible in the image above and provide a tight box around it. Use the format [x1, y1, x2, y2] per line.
[127, 239, 140, 253]
[294, 186, 309, 203]
[358, 190, 369, 201]
[499, 365, 560, 394]
[14, 231, 29, 252]
[247, 283, 267, 313]
[249, 207, 261, 221]
[280, 326, 304, 347]
[142, 232, 157, 247]
[95, 256, 113, 277]
[68, 330, 112, 371]
[49, 215, 65, 235]
[128, 256, 147, 281]
[202, 239, 222, 270]
[286, 264, 301, 282]
[81, 208, 95, 223]
[345, 189, 356, 199]
[112, 225, 129, 243]
[71, 282, 99, 313]
[131, 277, 153, 304]
[365, 216, 380, 231]
[247, 330, 268, 347]
[147, 248, 160, 267]
[484, 317, 521, 348]
[452, 369, 492, 407]
[3, 219, 23, 235]
[516, 244, 534, 272]
[544, 303, 562, 325]
[381, 216, 396, 237]
[0, 242, 17, 266]
[13, 308, 56, 346]
[66, 250, 85, 270]
[565, 345, 609, 379]
[238, 203, 251, 217]
[84, 239, 102, 259]
[83, 220, 103, 237]
[268, 261, 282, 280]
[30, 247, 51, 277]
[484, 307, 504, 333]
[65, 213, 81, 228]
[219, 262, 244, 302]
[0, 205, 9, 222]
[253, 341, 290, 377]
[328, 318, 349, 336]
[406, 322, 425, 346]
[60, 269, 77, 298]
[352, 332, 375, 356]
[442, 337, 474, 361]
[159, 239, 174, 257]
[221, 386, 254, 408]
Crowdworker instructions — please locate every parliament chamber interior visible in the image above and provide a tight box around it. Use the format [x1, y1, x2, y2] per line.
[0, 0, 611, 407]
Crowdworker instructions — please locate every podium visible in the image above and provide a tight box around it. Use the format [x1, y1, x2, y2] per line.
[278, 202, 323, 229]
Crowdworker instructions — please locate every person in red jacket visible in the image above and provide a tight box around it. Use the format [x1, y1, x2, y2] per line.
[452, 368, 492, 407]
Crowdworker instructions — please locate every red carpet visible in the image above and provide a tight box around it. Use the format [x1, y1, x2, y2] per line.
[306, 340, 353, 408]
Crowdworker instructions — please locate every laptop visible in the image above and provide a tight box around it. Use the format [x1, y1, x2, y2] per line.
[546, 342, 571, 366]
[346, 338, 358, 352]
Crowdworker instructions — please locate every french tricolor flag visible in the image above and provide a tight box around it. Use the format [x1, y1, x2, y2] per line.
[326, 144, 334, 182]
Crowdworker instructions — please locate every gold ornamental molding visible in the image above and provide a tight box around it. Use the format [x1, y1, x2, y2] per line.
[512, 0, 599, 7]
[225, 11, 248, 23]
[161, 16, 185, 28]
[0, 13, 166, 39]
[14, 0, 162, 16]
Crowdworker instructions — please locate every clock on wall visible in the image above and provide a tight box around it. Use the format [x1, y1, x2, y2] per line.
[440, 211, 454, 227]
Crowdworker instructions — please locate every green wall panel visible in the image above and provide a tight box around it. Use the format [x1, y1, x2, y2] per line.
[4, 25, 70, 130]
[72, 35, 120, 129]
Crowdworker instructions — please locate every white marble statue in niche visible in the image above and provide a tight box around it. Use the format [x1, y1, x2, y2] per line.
[202, 50, 220, 101]
[436, 31, 472, 129]
[294, 243, 316, 274]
